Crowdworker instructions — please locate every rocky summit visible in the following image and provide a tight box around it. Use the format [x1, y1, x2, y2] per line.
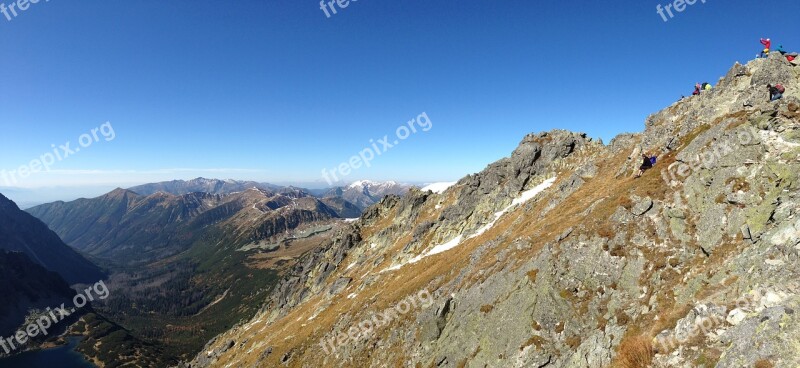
[183, 53, 800, 368]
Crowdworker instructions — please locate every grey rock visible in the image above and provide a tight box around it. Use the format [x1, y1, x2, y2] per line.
[631, 196, 654, 216]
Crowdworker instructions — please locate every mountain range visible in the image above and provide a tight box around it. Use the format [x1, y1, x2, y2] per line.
[26, 179, 409, 264]
[16, 178, 410, 362]
[5, 54, 799, 368]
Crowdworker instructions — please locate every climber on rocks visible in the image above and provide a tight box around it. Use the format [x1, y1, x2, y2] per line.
[693, 83, 701, 96]
[768, 84, 784, 102]
[777, 45, 787, 55]
[760, 38, 772, 58]
[635, 153, 657, 178]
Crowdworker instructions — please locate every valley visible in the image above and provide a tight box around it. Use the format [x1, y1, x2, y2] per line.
[12, 178, 411, 363]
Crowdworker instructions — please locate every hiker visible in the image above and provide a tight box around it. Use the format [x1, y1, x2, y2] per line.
[760, 38, 771, 58]
[777, 45, 787, 55]
[703, 82, 712, 91]
[693, 83, 701, 95]
[635, 153, 656, 178]
[768, 84, 784, 101]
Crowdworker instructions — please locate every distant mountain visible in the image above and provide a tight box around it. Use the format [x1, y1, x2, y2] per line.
[0, 193, 105, 284]
[321, 180, 412, 210]
[319, 197, 362, 218]
[27, 188, 220, 261]
[27, 186, 350, 263]
[0, 251, 77, 338]
[127, 177, 280, 196]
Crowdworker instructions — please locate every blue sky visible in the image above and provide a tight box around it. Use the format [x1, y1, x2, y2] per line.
[1, 0, 798, 202]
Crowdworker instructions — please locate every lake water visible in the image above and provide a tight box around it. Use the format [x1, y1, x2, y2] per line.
[0, 337, 95, 368]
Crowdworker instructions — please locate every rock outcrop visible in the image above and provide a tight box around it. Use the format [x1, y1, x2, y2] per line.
[184, 54, 800, 368]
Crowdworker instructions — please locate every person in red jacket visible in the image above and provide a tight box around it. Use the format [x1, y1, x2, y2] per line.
[693, 83, 701, 96]
[760, 38, 771, 58]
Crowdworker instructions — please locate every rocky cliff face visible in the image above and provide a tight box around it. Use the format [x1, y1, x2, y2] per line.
[185, 53, 800, 368]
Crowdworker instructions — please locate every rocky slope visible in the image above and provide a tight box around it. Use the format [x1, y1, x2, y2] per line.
[184, 53, 800, 368]
[0, 193, 105, 285]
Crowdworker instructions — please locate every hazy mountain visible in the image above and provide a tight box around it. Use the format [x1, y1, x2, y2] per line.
[0, 185, 121, 210]
[127, 177, 281, 196]
[0, 193, 105, 284]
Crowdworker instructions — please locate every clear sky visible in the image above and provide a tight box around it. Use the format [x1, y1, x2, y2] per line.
[1, 0, 798, 201]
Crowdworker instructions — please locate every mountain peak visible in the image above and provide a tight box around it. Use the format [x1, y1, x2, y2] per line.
[348, 180, 400, 189]
[106, 187, 139, 199]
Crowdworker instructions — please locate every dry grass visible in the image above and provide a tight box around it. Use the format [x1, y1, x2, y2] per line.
[726, 177, 751, 192]
[613, 335, 654, 368]
[615, 310, 630, 326]
[520, 335, 547, 351]
[565, 335, 581, 349]
[754, 359, 774, 368]
[526, 269, 539, 282]
[618, 196, 634, 210]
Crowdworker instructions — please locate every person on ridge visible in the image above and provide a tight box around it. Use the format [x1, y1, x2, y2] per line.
[693, 83, 701, 95]
[760, 38, 771, 58]
[703, 82, 712, 91]
[635, 153, 656, 178]
[768, 84, 784, 101]
[777, 45, 787, 55]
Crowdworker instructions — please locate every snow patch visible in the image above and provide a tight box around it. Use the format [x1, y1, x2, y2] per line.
[383, 177, 556, 272]
[422, 182, 457, 194]
[469, 177, 557, 240]
[349, 180, 398, 189]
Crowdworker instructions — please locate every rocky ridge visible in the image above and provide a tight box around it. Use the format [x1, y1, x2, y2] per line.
[186, 53, 800, 368]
